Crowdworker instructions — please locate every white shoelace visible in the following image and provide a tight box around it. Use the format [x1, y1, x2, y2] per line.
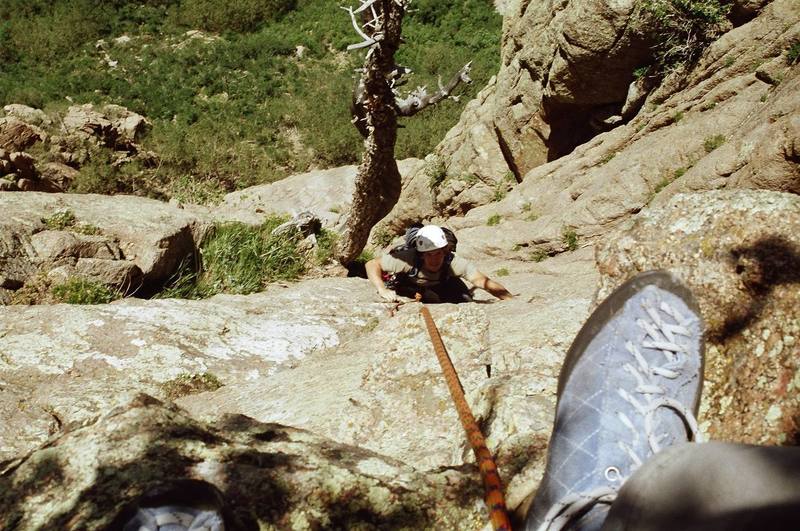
[536, 299, 702, 531]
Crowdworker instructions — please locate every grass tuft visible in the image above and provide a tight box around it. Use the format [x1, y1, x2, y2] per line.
[703, 134, 725, 152]
[51, 278, 118, 304]
[562, 228, 579, 251]
[157, 215, 307, 299]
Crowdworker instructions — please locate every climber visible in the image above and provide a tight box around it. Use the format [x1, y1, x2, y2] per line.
[365, 224, 512, 303]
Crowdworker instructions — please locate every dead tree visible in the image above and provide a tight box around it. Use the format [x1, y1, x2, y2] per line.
[335, 0, 473, 264]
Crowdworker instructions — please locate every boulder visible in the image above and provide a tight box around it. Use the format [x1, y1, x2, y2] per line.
[0, 117, 45, 152]
[442, 0, 799, 262]
[0, 278, 386, 459]
[0, 250, 600, 515]
[0, 193, 209, 297]
[8, 152, 37, 180]
[2, 104, 51, 127]
[61, 104, 149, 150]
[39, 162, 79, 191]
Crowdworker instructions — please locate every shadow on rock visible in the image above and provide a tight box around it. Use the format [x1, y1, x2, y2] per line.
[718, 235, 800, 341]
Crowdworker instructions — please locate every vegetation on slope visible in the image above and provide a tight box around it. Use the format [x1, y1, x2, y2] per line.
[0, 0, 501, 203]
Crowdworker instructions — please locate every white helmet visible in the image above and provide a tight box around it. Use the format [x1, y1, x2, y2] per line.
[415, 225, 448, 252]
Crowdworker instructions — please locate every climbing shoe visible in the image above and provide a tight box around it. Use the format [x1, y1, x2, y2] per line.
[525, 270, 705, 531]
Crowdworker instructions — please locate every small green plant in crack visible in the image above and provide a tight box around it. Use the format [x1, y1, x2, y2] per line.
[371, 226, 395, 249]
[426, 156, 448, 191]
[673, 167, 687, 179]
[530, 249, 549, 262]
[495, 267, 510, 277]
[562, 227, 579, 251]
[42, 209, 101, 235]
[355, 248, 375, 264]
[633, 65, 650, 79]
[724, 56, 735, 67]
[521, 201, 532, 212]
[703, 134, 726, 153]
[462, 173, 480, 186]
[672, 111, 684, 123]
[42, 210, 77, 230]
[486, 214, 502, 226]
[785, 42, 800, 64]
[161, 372, 223, 400]
[600, 152, 616, 164]
[363, 316, 380, 333]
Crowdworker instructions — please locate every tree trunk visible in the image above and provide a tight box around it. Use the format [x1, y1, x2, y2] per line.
[336, 1, 404, 265]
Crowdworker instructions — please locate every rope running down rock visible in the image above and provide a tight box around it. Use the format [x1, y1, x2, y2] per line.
[417, 297, 512, 530]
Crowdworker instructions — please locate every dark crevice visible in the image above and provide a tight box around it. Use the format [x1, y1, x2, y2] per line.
[541, 101, 598, 161]
[494, 124, 522, 183]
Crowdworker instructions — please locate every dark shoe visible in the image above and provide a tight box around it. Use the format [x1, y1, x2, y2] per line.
[525, 271, 705, 531]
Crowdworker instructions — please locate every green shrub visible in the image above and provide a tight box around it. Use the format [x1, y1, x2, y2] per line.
[314, 228, 338, 265]
[42, 210, 77, 230]
[703, 134, 725, 152]
[495, 267, 510, 277]
[168, 0, 296, 33]
[51, 278, 118, 304]
[787, 42, 800, 64]
[201, 217, 305, 294]
[562, 228, 579, 251]
[371, 226, 395, 249]
[355, 248, 375, 264]
[633, 65, 650, 79]
[600, 152, 616, 164]
[426, 156, 448, 191]
[638, 0, 731, 71]
[486, 214, 502, 226]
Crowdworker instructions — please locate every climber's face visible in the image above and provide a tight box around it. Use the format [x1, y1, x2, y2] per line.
[421, 248, 447, 272]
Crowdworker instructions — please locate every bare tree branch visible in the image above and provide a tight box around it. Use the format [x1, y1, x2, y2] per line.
[395, 62, 472, 116]
[342, 6, 379, 50]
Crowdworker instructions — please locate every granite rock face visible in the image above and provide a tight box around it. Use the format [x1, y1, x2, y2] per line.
[382, 0, 798, 235]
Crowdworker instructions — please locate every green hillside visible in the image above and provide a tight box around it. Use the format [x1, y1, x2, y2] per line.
[0, 0, 501, 202]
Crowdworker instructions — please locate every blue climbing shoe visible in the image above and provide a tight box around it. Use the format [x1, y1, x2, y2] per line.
[525, 270, 705, 531]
